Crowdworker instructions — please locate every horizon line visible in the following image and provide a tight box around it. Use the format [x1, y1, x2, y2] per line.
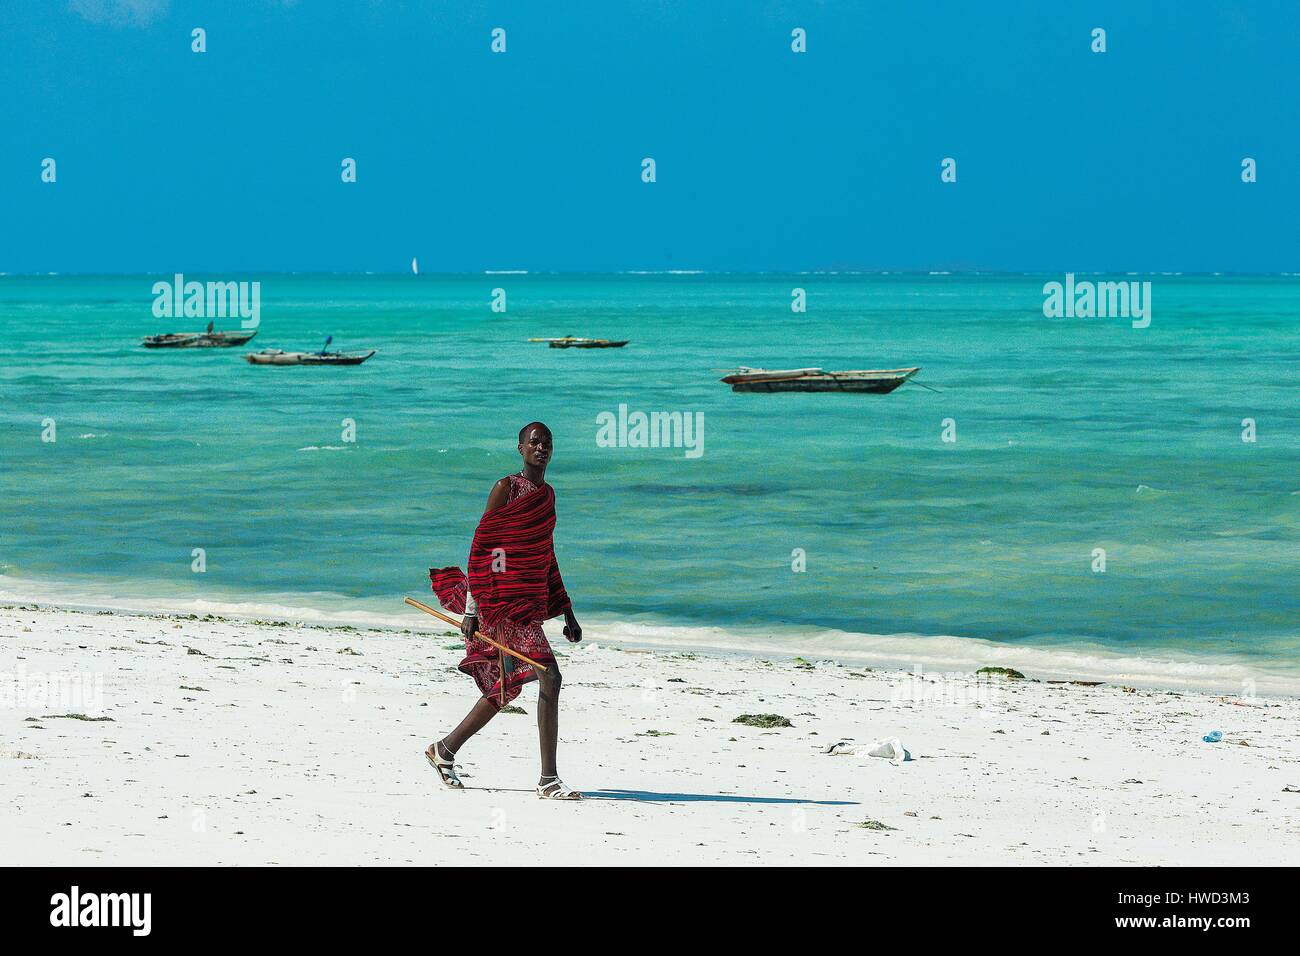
[2, 270, 1298, 279]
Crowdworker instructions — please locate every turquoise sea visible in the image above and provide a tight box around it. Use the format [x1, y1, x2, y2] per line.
[1, 275, 1296, 690]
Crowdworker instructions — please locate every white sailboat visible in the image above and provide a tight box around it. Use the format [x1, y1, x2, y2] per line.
[411, 257, 419, 275]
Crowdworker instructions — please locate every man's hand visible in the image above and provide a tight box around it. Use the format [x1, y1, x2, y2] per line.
[562, 609, 582, 643]
[460, 614, 478, 640]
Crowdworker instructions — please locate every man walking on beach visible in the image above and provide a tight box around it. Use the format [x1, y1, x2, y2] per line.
[426, 422, 584, 799]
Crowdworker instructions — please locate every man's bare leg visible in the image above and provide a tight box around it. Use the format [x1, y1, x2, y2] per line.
[535, 665, 561, 781]
[434, 696, 498, 761]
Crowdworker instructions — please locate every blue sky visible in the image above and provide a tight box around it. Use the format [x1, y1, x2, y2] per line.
[2, 1, 1296, 273]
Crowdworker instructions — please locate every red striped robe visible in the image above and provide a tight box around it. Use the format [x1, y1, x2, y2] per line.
[430, 477, 570, 704]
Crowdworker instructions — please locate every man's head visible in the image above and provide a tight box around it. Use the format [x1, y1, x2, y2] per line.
[518, 422, 553, 468]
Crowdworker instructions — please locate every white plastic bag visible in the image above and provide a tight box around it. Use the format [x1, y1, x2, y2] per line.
[822, 736, 912, 765]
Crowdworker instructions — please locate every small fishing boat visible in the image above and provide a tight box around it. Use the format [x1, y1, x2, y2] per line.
[246, 335, 375, 366]
[720, 367, 921, 394]
[246, 348, 376, 366]
[142, 330, 258, 349]
[528, 337, 629, 349]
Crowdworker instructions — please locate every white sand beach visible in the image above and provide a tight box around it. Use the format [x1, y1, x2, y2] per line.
[2, 603, 1297, 866]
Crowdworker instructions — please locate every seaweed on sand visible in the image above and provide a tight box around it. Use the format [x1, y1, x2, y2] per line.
[976, 666, 1025, 679]
[732, 713, 793, 728]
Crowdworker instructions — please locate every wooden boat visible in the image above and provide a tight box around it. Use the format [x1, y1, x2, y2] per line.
[528, 337, 629, 349]
[719, 367, 821, 383]
[142, 330, 258, 349]
[720, 367, 920, 394]
[245, 348, 376, 366]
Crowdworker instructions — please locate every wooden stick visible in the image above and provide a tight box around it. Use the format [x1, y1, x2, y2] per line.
[403, 597, 549, 672]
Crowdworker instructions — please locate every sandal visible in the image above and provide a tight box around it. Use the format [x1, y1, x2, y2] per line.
[426, 741, 464, 789]
[536, 775, 582, 800]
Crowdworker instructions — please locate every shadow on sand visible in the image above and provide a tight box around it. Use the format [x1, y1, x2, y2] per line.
[584, 789, 857, 806]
